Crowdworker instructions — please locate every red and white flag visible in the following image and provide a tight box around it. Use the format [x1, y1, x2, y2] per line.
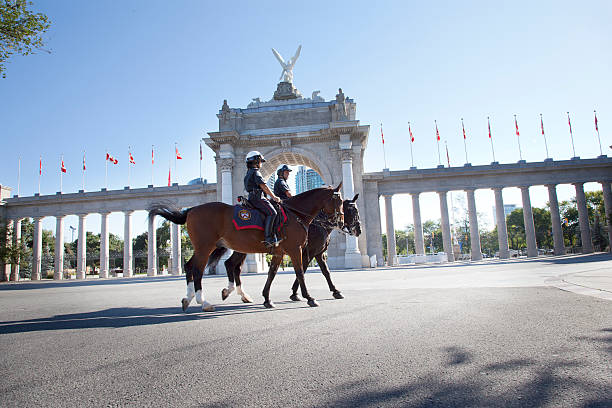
[168, 167, 171, 186]
[436, 122, 440, 141]
[106, 153, 118, 164]
[39, 157, 42, 175]
[151, 146, 154, 164]
[446, 144, 451, 167]
[129, 152, 135, 165]
[595, 111, 599, 132]
[540, 115, 545, 136]
[61, 158, 66, 173]
[409, 123, 414, 143]
[200, 142, 203, 160]
[380, 124, 385, 145]
[488, 117, 492, 139]
[176, 147, 182, 160]
[567, 113, 573, 136]
[462, 121, 467, 139]
[83, 152, 86, 171]
[515, 116, 520, 137]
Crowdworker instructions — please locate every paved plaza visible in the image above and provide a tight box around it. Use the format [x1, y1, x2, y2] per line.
[1, 253, 611, 407]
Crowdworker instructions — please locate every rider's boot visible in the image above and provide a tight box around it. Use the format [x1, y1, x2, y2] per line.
[264, 216, 279, 247]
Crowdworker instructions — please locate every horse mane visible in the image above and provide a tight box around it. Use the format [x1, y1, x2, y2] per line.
[284, 186, 332, 204]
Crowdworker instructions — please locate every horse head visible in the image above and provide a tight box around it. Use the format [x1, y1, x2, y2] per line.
[342, 193, 361, 237]
[319, 183, 344, 227]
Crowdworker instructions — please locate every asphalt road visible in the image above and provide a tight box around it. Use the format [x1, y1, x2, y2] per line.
[1, 254, 611, 407]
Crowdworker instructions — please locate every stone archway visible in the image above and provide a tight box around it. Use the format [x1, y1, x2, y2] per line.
[259, 147, 333, 186]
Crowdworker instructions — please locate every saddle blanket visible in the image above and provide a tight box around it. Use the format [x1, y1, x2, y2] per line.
[232, 205, 287, 231]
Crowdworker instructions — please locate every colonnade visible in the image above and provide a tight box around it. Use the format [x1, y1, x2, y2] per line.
[3, 211, 183, 281]
[382, 181, 612, 266]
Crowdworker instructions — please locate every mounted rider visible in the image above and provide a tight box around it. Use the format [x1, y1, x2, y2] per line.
[244, 151, 281, 247]
[273, 164, 293, 200]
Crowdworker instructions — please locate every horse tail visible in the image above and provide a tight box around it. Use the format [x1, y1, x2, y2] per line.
[206, 247, 228, 271]
[148, 204, 191, 225]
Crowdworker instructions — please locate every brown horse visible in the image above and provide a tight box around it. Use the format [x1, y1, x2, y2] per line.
[149, 184, 343, 311]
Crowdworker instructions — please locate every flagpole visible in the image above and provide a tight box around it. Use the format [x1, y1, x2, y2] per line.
[82, 150, 85, 191]
[174, 142, 178, 180]
[408, 122, 414, 168]
[38, 155, 41, 195]
[60, 155, 63, 194]
[540, 114, 550, 159]
[461, 118, 468, 164]
[567, 112, 576, 158]
[128, 146, 131, 188]
[17, 157, 21, 196]
[488, 117, 496, 163]
[380, 123, 388, 169]
[445, 140, 450, 167]
[595, 110, 603, 156]
[514, 115, 523, 161]
[105, 150, 108, 190]
[199, 140, 202, 181]
[435, 120, 441, 166]
[151, 144, 154, 186]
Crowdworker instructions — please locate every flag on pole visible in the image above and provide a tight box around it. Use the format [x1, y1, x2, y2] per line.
[129, 152, 135, 164]
[595, 111, 599, 132]
[168, 166, 171, 186]
[409, 123, 414, 142]
[515, 117, 520, 137]
[567, 113, 573, 136]
[106, 153, 118, 164]
[436, 123, 440, 141]
[39, 157, 42, 175]
[488, 117, 492, 139]
[176, 146, 182, 160]
[445, 142, 451, 167]
[541, 115, 545, 135]
[200, 142, 203, 160]
[380, 124, 385, 145]
[83, 152, 86, 170]
[151, 146, 155, 164]
[462, 121, 466, 139]
[61, 158, 66, 173]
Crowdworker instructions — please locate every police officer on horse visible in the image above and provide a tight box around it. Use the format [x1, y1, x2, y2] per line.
[244, 151, 281, 247]
[273, 164, 292, 200]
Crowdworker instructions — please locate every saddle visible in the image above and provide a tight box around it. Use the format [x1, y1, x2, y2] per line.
[233, 196, 288, 232]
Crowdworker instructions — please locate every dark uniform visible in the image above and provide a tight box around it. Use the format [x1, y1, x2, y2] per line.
[273, 177, 291, 200]
[244, 167, 277, 219]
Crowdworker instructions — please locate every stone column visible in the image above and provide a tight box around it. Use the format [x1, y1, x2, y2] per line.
[147, 214, 157, 276]
[546, 184, 566, 255]
[412, 193, 425, 255]
[340, 145, 362, 268]
[218, 157, 235, 275]
[2, 219, 13, 281]
[123, 210, 133, 277]
[31, 217, 43, 280]
[438, 191, 454, 262]
[171, 222, 182, 275]
[493, 188, 510, 259]
[364, 181, 384, 266]
[384, 195, 397, 266]
[574, 182, 593, 253]
[520, 186, 538, 257]
[76, 214, 87, 279]
[601, 182, 612, 252]
[11, 218, 21, 281]
[54, 215, 65, 280]
[466, 189, 483, 261]
[99, 212, 110, 278]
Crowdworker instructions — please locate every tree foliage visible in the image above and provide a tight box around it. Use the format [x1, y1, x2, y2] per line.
[0, 0, 51, 78]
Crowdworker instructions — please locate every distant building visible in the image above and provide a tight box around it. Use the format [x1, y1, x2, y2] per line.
[493, 204, 518, 226]
[295, 166, 324, 194]
[266, 174, 276, 192]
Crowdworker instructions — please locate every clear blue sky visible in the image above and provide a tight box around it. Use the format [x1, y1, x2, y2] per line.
[1, 0, 611, 239]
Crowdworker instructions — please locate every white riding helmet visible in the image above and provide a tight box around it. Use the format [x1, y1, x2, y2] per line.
[245, 151, 266, 163]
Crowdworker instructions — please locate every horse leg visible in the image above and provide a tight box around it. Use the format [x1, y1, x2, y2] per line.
[182, 257, 196, 311]
[221, 251, 238, 301]
[290, 247, 309, 301]
[289, 248, 318, 307]
[316, 253, 343, 299]
[233, 253, 253, 303]
[262, 255, 282, 308]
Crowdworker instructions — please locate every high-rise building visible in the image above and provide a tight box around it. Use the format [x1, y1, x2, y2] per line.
[492, 204, 518, 226]
[266, 174, 276, 192]
[295, 166, 324, 194]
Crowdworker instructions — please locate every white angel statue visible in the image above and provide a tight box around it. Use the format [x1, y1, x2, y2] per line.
[271, 45, 301, 84]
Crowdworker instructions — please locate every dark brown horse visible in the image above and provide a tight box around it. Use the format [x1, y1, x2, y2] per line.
[149, 184, 343, 311]
[206, 195, 361, 307]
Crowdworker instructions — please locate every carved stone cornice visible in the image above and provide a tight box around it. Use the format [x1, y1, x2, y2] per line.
[280, 139, 292, 152]
[219, 158, 234, 172]
[340, 149, 353, 162]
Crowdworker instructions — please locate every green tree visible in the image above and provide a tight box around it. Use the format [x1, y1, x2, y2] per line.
[0, 0, 51, 78]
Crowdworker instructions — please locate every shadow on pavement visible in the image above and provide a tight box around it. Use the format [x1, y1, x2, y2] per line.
[0, 300, 319, 334]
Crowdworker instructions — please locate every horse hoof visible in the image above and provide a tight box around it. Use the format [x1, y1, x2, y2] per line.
[333, 291, 344, 299]
[221, 288, 229, 301]
[289, 294, 301, 302]
[263, 300, 275, 309]
[307, 299, 319, 307]
[181, 298, 189, 312]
